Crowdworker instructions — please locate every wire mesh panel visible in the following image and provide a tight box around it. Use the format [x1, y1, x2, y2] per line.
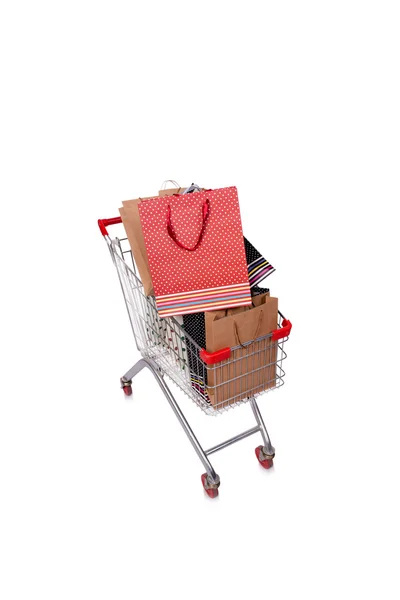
[109, 236, 288, 415]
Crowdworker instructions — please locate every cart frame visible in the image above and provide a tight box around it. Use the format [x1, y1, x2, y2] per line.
[98, 216, 291, 496]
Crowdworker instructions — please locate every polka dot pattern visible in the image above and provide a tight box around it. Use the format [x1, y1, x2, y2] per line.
[244, 238, 276, 286]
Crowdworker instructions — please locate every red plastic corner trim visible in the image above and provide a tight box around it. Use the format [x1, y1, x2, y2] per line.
[272, 319, 292, 341]
[98, 217, 122, 236]
[200, 347, 231, 365]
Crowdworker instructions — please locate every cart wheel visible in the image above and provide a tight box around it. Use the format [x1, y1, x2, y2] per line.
[201, 473, 219, 499]
[255, 446, 274, 469]
[120, 378, 133, 396]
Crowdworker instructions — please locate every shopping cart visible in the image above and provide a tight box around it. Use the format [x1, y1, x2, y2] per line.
[98, 217, 292, 497]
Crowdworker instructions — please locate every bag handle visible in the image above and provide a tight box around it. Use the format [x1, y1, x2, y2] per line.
[167, 198, 210, 251]
[160, 179, 181, 190]
[233, 310, 264, 348]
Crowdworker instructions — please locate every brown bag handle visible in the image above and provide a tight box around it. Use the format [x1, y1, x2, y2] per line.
[167, 198, 210, 251]
[233, 310, 264, 348]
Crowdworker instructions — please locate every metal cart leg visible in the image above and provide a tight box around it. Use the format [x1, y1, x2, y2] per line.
[121, 359, 220, 487]
[250, 396, 275, 458]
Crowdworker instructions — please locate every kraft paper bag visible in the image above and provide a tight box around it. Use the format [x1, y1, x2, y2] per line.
[183, 290, 270, 402]
[119, 198, 155, 296]
[205, 294, 278, 408]
[119, 187, 191, 296]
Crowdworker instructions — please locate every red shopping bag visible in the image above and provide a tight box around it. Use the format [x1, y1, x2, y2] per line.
[138, 187, 251, 318]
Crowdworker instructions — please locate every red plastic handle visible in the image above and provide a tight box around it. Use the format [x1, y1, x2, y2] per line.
[98, 217, 122, 236]
[200, 347, 231, 365]
[272, 319, 292, 341]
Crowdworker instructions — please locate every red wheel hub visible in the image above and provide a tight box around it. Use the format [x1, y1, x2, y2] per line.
[255, 446, 274, 469]
[201, 473, 219, 498]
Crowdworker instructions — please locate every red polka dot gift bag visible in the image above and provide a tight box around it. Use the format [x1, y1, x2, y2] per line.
[138, 187, 252, 318]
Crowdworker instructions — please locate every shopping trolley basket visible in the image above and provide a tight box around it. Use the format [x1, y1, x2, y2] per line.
[98, 217, 292, 497]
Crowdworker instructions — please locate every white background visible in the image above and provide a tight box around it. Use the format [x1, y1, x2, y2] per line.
[1, 1, 399, 598]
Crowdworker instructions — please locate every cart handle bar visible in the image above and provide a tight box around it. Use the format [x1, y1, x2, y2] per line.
[98, 217, 122, 236]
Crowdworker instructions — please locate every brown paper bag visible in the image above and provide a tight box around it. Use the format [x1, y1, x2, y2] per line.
[119, 198, 155, 296]
[120, 188, 189, 295]
[205, 294, 278, 408]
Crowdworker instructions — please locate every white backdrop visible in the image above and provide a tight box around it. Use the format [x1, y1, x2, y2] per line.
[1, 1, 399, 599]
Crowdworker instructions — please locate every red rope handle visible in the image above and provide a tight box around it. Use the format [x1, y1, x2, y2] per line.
[167, 199, 210, 251]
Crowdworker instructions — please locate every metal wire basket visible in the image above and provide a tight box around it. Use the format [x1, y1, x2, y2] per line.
[109, 231, 289, 414]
